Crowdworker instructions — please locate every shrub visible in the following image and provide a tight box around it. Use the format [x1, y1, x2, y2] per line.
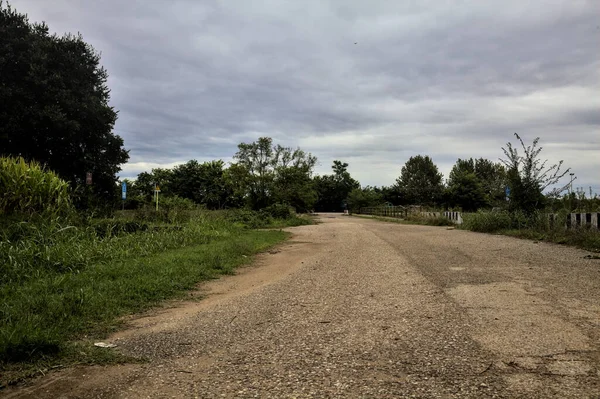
[134, 195, 199, 224]
[461, 211, 513, 233]
[260, 204, 294, 219]
[221, 209, 270, 229]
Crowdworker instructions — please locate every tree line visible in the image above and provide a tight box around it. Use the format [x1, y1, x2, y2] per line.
[122, 132, 584, 216]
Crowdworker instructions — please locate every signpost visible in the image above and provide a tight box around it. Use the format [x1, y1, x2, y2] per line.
[121, 181, 127, 210]
[154, 184, 160, 211]
[505, 186, 511, 201]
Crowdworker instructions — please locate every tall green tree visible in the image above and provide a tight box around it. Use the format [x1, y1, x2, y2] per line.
[170, 160, 232, 209]
[448, 158, 506, 210]
[314, 161, 360, 212]
[346, 186, 384, 212]
[396, 155, 443, 206]
[272, 166, 317, 212]
[134, 168, 173, 201]
[447, 172, 487, 211]
[0, 3, 128, 205]
[233, 137, 317, 210]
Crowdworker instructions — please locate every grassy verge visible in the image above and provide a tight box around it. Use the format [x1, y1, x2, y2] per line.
[461, 211, 600, 252]
[353, 214, 455, 227]
[499, 228, 600, 252]
[356, 211, 600, 252]
[0, 221, 288, 387]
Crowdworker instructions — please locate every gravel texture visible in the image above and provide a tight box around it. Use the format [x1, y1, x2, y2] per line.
[7, 214, 600, 398]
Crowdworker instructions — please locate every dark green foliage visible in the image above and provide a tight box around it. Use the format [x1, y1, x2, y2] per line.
[260, 204, 294, 219]
[89, 219, 149, 238]
[314, 161, 360, 212]
[346, 187, 384, 212]
[273, 166, 317, 212]
[376, 185, 403, 206]
[447, 172, 488, 212]
[396, 155, 444, 206]
[233, 137, 317, 210]
[170, 160, 233, 209]
[133, 196, 198, 224]
[506, 166, 546, 214]
[0, 3, 129, 206]
[447, 158, 506, 210]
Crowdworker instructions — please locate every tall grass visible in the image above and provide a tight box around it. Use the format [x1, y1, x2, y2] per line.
[461, 211, 513, 233]
[0, 227, 286, 364]
[0, 202, 312, 377]
[0, 212, 235, 285]
[461, 210, 600, 252]
[0, 156, 72, 217]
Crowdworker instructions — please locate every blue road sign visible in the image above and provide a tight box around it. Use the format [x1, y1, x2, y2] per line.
[505, 186, 511, 198]
[122, 181, 127, 200]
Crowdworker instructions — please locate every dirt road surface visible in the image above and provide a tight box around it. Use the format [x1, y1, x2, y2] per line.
[5, 214, 600, 398]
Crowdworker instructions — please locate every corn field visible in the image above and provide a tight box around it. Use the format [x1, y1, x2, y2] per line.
[0, 156, 72, 217]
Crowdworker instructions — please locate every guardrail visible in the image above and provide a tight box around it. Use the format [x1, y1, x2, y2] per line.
[359, 206, 465, 224]
[359, 207, 600, 229]
[565, 212, 600, 229]
[360, 206, 407, 218]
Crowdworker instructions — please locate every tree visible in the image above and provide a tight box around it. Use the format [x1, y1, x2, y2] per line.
[0, 3, 128, 206]
[313, 161, 360, 212]
[396, 155, 443, 206]
[375, 185, 403, 206]
[447, 158, 506, 210]
[272, 166, 317, 212]
[170, 160, 232, 209]
[346, 187, 384, 213]
[233, 137, 317, 210]
[501, 133, 570, 214]
[447, 172, 487, 211]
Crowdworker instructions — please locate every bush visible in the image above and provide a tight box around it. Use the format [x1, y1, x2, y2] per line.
[405, 214, 455, 226]
[260, 204, 294, 219]
[134, 195, 199, 224]
[0, 156, 72, 217]
[461, 211, 513, 233]
[220, 209, 271, 229]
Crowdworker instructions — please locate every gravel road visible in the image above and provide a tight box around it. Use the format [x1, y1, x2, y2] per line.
[7, 214, 600, 398]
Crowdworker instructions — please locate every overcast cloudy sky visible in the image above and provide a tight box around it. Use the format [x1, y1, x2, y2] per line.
[13, 0, 600, 193]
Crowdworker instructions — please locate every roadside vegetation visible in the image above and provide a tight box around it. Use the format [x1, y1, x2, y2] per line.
[0, 155, 310, 385]
[353, 134, 599, 252]
[461, 210, 600, 252]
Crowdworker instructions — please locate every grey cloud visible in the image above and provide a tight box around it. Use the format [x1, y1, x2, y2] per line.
[11, 0, 600, 193]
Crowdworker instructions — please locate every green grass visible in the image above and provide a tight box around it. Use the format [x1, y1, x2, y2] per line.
[461, 211, 600, 252]
[0, 211, 291, 387]
[357, 211, 600, 252]
[354, 214, 455, 227]
[500, 227, 600, 252]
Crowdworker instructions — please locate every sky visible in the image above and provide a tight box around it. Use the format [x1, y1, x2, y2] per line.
[11, 0, 600, 194]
